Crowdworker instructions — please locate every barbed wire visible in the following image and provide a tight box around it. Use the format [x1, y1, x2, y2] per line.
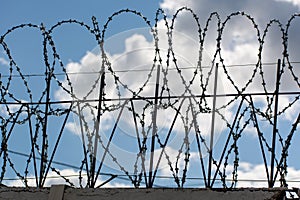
[0, 7, 299, 189]
[4, 147, 300, 186]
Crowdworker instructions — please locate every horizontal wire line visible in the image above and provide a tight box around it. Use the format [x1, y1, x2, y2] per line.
[1, 61, 299, 78]
[1, 92, 299, 105]
[3, 174, 300, 184]
[6, 149, 300, 184]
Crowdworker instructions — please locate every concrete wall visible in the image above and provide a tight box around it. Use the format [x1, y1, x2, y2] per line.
[0, 186, 288, 200]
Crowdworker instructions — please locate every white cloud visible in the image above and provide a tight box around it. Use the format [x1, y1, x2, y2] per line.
[0, 100, 28, 118]
[3, 168, 131, 188]
[66, 122, 81, 136]
[276, 0, 300, 9]
[0, 57, 9, 66]
[159, 0, 193, 15]
[230, 162, 300, 188]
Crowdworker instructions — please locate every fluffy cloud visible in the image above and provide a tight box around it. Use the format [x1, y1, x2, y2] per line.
[49, 0, 300, 188]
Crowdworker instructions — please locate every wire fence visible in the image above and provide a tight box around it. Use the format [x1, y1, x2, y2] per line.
[0, 7, 299, 188]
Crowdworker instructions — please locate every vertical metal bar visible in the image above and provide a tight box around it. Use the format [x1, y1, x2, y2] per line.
[148, 64, 161, 188]
[190, 98, 207, 187]
[270, 59, 281, 187]
[90, 16, 103, 187]
[91, 71, 105, 187]
[77, 102, 91, 187]
[39, 68, 51, 187]
[208, 63, 218, 187]
[26, 104, 38, 187]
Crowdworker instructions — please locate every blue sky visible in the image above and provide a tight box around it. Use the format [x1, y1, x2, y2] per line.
[0, 0, 162, 64]
[0, 0, 300, 188]
[0, 1, 161, 29]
